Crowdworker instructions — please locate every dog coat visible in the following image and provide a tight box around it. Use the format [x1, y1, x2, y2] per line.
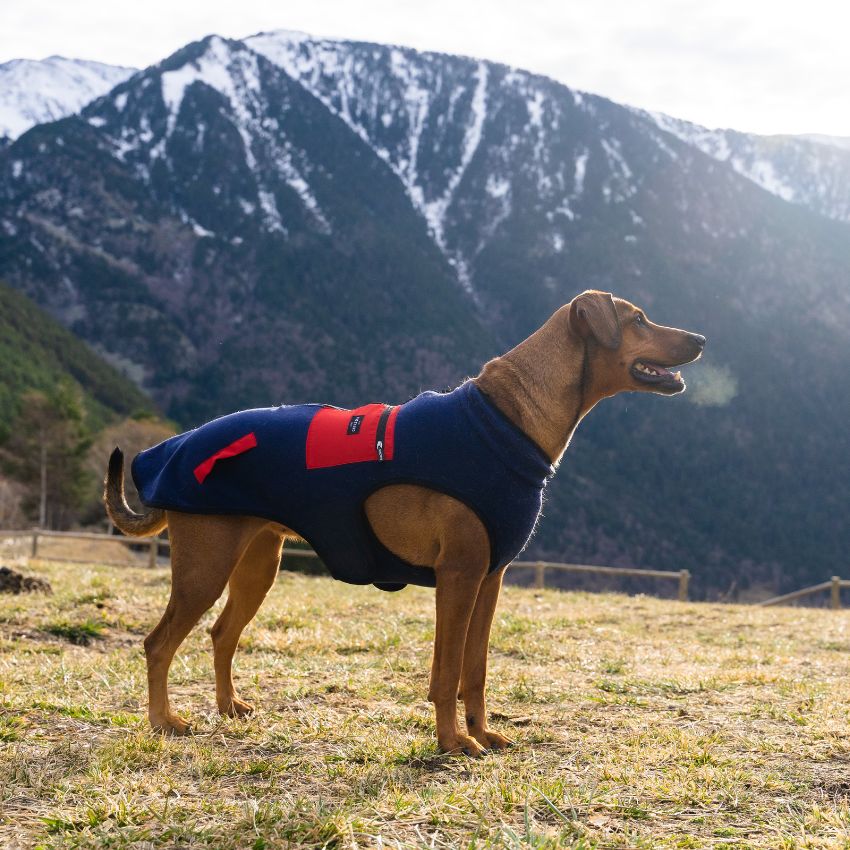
[132, 381, 553, 590]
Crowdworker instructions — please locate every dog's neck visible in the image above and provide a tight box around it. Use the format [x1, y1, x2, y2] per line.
[474, 307, 602, 465]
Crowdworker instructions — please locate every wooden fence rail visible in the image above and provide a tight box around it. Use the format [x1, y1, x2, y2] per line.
[7, 528, 170, 568]
[0, 527, 321, 569]
[512, 560, 690, 601]
[758, 576, 850, 609]
[1, 528, 691, 598]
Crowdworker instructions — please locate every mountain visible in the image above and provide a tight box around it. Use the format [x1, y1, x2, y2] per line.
[647, 111, 850, 224]
[0, 56, 136, 141]
[801, 134, 850, 152]
[0, 36, 491, 423]
[0, 280, 152, 438]
[1, 31, 849, 596]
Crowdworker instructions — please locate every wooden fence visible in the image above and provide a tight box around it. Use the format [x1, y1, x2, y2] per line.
[7, 527, 849, 608]
[1, 528, 691, 599]
[0, 528, 320, 569]
[758, 577, 849, 609]
[0, 528, 167, 568]
[512, 560, 690, 600]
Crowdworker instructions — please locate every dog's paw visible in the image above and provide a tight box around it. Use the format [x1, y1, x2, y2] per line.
[438, 732, 488, 757]
[471, 728, 515, 751]
[220, 697, 254, 718]
[151, 713, 192, 735]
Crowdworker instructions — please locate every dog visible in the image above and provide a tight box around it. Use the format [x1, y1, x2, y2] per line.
[105, 290, 705, 755]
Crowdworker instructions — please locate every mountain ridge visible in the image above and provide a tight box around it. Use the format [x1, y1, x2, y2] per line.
[0, 55, 136, 140]
[5, 36, 850, 230]
[645, 109, 850, 224]
[802, 133, 850, 152]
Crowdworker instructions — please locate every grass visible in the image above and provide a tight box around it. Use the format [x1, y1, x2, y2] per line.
[2, 560, 850, 848]
[43, 618, 107, 646]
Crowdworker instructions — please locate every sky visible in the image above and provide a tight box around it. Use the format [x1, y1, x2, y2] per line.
[2, 0, 849, 137]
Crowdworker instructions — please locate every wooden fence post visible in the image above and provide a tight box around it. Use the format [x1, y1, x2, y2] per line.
[148, 538, 158, 569]
[678, 569, 690, 602]
[831, 576, 841, 610]
[31, 529, 39, 559]
[534, 562, 545, 590]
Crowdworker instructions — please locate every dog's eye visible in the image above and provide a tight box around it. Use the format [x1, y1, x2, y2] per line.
[634, 314, 644, 326]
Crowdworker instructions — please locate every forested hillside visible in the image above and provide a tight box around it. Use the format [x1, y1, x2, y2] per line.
[0, 281, 151, 438]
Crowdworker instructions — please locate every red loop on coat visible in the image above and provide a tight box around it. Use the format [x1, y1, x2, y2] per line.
[194, 432, 258, 484]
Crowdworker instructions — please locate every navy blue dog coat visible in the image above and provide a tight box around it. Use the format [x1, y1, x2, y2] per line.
[132, 381, 553, 590]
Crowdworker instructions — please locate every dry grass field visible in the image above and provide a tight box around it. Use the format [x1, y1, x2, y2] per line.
[2, 558, 850, 848]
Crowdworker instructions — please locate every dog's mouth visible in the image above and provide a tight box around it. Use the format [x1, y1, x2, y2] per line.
[631, 361, 685, 392]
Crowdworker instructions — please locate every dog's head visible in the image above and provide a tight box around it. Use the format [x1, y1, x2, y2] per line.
[568, 290, 705, 396]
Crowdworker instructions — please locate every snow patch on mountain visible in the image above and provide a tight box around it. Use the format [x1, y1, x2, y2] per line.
[246, 30, 490, 295]
[159, 38, 285, 230]
[486, 175, 510, 198]
[0, 56, 135, 139]
[387, 48, 430, 193]
[246, 31, 382, 155]
[416, 61, 488, 296]
[129, 37, 329, 234]
[600, 138, 636, 203]
[574, 149, 589, 196]
[649, 111, 850, 223]
[161, 38, 261, 137]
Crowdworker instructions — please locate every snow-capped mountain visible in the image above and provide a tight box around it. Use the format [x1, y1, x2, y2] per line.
[648, 111, 850, 224]
[2, 31, 850, 594]
[73, 31, 668, 318]
[0, 55, 135, 140]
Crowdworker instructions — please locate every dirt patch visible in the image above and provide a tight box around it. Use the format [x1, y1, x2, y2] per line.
[0, 565, 52, 594]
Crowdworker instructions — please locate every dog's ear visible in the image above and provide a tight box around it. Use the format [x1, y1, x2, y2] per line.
[568, 290, 621, 349]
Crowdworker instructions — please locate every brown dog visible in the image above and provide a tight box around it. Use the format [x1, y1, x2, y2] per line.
[105, 290, 704, 755]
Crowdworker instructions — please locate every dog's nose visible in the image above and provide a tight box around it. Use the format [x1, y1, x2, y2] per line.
[691, 333, 706, 348]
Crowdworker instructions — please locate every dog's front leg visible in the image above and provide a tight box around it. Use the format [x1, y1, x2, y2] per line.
[460, 567, 514, 750]
[429, 556, 488, 756]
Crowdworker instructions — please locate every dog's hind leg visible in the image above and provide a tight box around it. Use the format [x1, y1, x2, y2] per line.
[211, 526, 284, 717]
[459, 567, 514, 750]
[144, 513, 264, 734]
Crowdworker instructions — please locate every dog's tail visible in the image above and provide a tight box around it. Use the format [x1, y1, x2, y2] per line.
[103, 447, 167, 537]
